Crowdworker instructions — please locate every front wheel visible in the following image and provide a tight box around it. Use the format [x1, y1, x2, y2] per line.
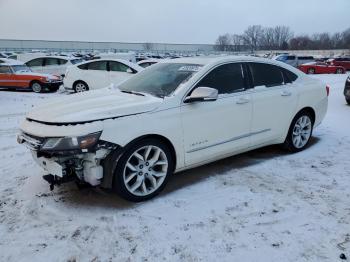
[31, 82, 42, 93]
[283, 111, 314, 153]
[307, 68, 315, 74]
[113, 138, 174, 202]
[336, 68, 344, 74]
[73, 81, 89, 93]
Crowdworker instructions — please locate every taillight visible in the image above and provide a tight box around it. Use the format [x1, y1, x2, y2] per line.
[326, 85, 330, 96]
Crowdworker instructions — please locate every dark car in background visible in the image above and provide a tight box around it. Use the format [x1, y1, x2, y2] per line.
[344, 75, 350, 104]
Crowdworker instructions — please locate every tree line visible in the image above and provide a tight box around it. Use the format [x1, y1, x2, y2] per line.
[215, 25, 350, 52]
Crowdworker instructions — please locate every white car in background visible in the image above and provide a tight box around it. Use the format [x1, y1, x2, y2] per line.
[25, 56, 84, 77]
[18, 56, 328, 202]
[137, 59, 160, 68]
[63, 59, 143, 92]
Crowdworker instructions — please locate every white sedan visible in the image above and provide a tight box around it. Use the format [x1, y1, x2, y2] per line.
[18, 56, 328, 202]
[63, 59, 143, 92]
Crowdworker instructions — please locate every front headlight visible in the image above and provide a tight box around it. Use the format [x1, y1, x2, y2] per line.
[41, 131, 102, 151]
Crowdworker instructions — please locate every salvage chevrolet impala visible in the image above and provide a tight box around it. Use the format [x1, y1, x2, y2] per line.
[17, 56, 328, 201]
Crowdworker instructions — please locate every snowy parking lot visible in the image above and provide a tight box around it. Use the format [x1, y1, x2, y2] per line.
[0, 73, 349, 262]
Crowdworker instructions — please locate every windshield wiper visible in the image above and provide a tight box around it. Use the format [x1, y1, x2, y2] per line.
[121, 90, 145, 96]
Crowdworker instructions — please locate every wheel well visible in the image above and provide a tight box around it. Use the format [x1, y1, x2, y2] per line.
[297, 107, 316, 124]
[73, 80, 89, 88]
[29, 80, 42, 87]
[126, 134, 177, 171]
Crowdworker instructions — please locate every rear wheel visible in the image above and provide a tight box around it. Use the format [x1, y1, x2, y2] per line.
[283, 111, 314, 153]
[112, 138, 174, 202]
[31, 82, 42, 93]
[73, 81, 89, 93]
[307, 68, 315, 74]
[336, 68, 344, 74]
[346, 98, 350, 105]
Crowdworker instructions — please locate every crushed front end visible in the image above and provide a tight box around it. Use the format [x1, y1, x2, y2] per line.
[17, 119, 117, 190]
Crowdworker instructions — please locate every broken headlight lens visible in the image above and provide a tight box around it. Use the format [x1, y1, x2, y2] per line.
[41, 131, 102, 151]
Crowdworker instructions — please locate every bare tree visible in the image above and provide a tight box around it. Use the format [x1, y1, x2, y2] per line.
[214, 34, 233, 51]
[143, 42, 154, 51]
[242, 25, 263, 51]
[274, 26, 293, 49]
[231, 34, 243, 51]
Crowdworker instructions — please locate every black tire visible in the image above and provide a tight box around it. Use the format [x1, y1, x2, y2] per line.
[346, 98, 350, 105]
[112, 138, 174, 202]
[336, 68, 344, 74]
[307, 68, 315, 74]
[30, 81, 43, 93]
[283, 110, 314, 153]
[73, 81, 89, 93]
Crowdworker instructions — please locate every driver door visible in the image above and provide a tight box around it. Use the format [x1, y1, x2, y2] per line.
[180, 63, 252, 166]
[0, 65, 15, 88]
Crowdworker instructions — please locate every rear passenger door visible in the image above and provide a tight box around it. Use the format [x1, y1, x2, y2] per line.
[108, 61, 135, 86]
[26, 58, 44, 73]
[247, 62, 298, 146]
[83, 61, 109, 89]
[43, 58, 64, 75]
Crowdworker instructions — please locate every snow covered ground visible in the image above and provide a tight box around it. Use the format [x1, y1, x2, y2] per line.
[0, 73, 349, 262]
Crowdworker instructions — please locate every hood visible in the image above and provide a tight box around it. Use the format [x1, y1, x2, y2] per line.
[27, 87, 162, 124]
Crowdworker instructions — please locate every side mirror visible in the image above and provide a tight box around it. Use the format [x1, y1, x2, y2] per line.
[126, 68, 134, 74]
[184, 86, 218, 103]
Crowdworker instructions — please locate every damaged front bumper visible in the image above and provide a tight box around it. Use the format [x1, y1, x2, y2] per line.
[17, 131, 118, 189]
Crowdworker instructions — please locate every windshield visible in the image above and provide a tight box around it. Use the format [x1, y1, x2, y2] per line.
[118, 63, 202, 97]
[12, 65, 32, 73]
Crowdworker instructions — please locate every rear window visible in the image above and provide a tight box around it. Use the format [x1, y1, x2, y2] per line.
[281, 68, 298, 83]
[248, 63, 284, 87]
[298, 56, 314, 60]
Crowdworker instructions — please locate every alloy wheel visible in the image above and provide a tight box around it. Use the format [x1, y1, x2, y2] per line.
[292, 115, 312, 149]
[32, 82, 42, 93]
[75, 83, 87, 92]
[123, 145, 168, 196]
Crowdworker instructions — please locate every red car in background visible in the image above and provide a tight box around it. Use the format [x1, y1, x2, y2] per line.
[327, 57, 350, 70]
[298, 62, 346, 74]
[0, 61, 62, 93]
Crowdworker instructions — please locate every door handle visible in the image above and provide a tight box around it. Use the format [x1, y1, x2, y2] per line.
[236, 97, 250, 104]
[281, 90, 292, 96]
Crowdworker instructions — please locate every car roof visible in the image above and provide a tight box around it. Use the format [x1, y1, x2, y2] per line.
[77, 58, 143, 71]
[28, 55, 78, 60]
[0, 59, 25, 66]
[162, 55, 303, 76]
[164, 55, 285, 66]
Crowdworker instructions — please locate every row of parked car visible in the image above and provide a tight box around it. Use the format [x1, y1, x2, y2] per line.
[274, 54, 350, 74]
[0, 51, 349, 94]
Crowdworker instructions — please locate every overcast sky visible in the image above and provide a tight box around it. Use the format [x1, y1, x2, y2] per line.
[0, 0, 349, 44]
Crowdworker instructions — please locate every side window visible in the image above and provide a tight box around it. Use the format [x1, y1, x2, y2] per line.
[26, 58, 44, 67]
[195, 63, 246, 94]
[287, 56, 296, 60]
[45, 58, 60, 66]
[248, 63, 284, 87]
[58, 59, 68, 65]
[109, 61, 132, 72]
[0, 66, 11, 73]
[281, 68, 298, 83]
[87, 61, 107, 71]
[78, 63, 88, 70]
